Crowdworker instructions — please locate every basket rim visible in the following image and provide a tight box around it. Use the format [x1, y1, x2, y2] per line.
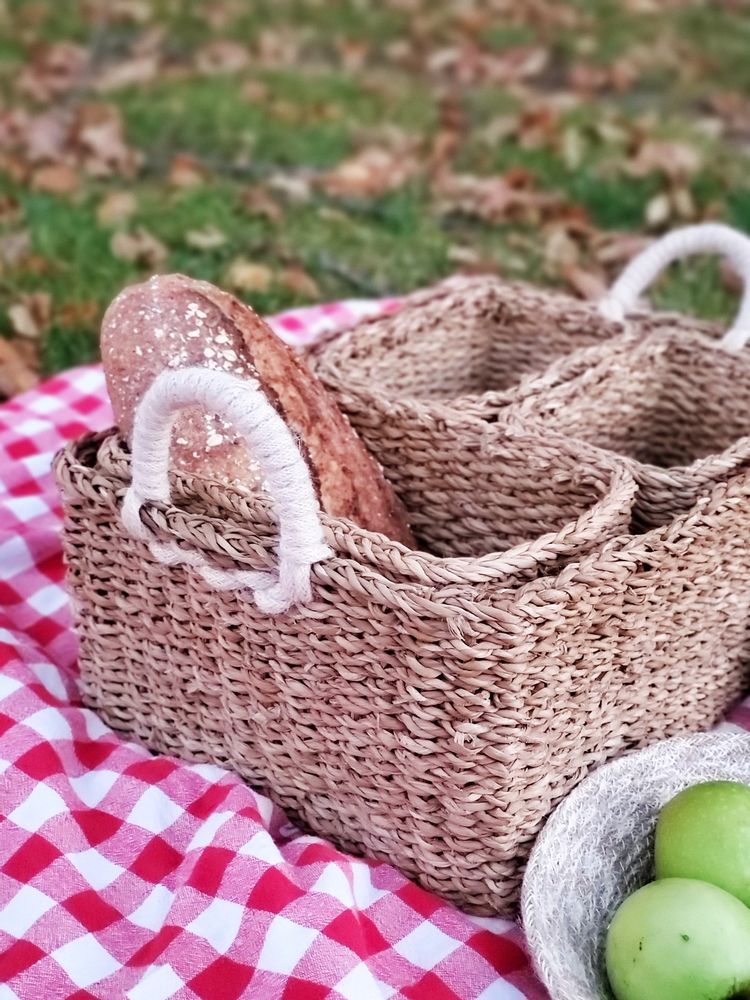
[311, 274, 725, 417]
[54, 426, 750, 615]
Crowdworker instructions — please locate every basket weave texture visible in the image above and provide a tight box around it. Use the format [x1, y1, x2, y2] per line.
[57, 272, 750, 917]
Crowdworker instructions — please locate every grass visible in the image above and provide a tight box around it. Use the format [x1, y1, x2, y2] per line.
[1, 0, 750, 374]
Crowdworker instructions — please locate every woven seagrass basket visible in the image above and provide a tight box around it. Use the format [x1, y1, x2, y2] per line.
[56, 224, 750, 916]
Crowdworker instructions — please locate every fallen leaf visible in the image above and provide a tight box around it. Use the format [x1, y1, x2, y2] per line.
[23, 108, 70, 164]
[0, 230, 31, 267]
[167, 153, 209, 188]
[0, 337, 38, 398]
[280, 266, 320, 298]
[30, 163, 79, 194]
[95, 54, 159, 92]
[544, 225, 580, 275]
[568, 62, 609, 95]
[671, 185, 696, 219]
[434, 170, 561, 224]
[241, 79, 270, 103]
[108, 0, 152, 22]
[8, 292, 51, 339]
[563, 264, 607, 299]
[184, 225, 227, 250]
[267, 172, 313, 203]
[645, 191, 672, 228]
[482, 45, 549, 85]
[18, 41, 88, 101]
[447, 245, 483, 266]
[58, 300, 99, 327]
[97, 190, 137, 226]
[241, 186, 282, 222]
[627, 139, 702, 179]
[336, 38, 369, 72]
[195, 40, 250, 74]
[594, 231, 653, 267]
[225, 258, 273, 293]
[73, 103, 142, 178]
[319, 147, 420, 198]
[111, 228, 167, 267]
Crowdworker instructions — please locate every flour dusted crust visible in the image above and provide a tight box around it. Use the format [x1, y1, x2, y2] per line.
[101, 274, 414, 546]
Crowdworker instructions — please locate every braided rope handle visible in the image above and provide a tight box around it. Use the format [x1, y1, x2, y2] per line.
[121, 368, 332, 614]
[598, 222, 750, 351]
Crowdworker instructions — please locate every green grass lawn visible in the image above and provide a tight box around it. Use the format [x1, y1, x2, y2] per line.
[1, 0, 749, 378]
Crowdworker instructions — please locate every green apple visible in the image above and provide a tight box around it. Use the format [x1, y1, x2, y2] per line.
[655, 780, 750, 906]
[605, 878, 750, 1000]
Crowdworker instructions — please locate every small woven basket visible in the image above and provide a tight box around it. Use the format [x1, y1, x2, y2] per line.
[56, 224, 750, 917]
[521, 732, 750, 1000]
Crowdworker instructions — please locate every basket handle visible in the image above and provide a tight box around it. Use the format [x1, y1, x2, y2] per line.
[121, 367, 331, 614]
[598, 223, 750, 351]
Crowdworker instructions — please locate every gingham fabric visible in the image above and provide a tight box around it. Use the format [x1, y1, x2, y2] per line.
[1, 298, 748, 1000]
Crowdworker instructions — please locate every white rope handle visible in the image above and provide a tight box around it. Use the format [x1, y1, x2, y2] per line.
[598, 223, 750, 351]
[121, 368, 331, 614]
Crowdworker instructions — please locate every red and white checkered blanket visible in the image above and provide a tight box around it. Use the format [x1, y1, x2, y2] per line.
[2, 298, 749, 1000]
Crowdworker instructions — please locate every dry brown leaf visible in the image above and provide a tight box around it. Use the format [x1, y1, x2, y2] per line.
[195, 40, 250, 74]
[95, 54, 159, 92]
[225, 259, 273, 293]
[241, 186, 282, 222]
[434, 171, 560, 224]
[568, 62, 609, 95]
[30, 163, 79, 194]
[24, 109, 70, 164]
[482, 46, 549, 85]
[241, 79, 270, 103]
[167, 153, 209, 188]
[58, 300, 99, 328]
[0, 337, 39, 398]
[73, 103, 142, 178]
[627, 139, 702, 179]
[111, 228, 167, 268]
[544, 226, 580, 275]
[336, 38, 369, 73]
[267, 173, 313, 203]
[280, 266, 320, 298]
[720, 256, 744, 296]
[184, 225, 227, 250]
[8, 292, 51, 339]
[645, 191, 672, 228]
[0, 230, 31, 267]
[319, 147, 420, 198]
[563, 264, 607, 300]
[18, 41, 88, 101]
[594, 232, 653, 267]
[97, 190, 137, 226]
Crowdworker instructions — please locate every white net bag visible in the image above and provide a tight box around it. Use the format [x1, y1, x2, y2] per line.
[520, 732, 750, 1000]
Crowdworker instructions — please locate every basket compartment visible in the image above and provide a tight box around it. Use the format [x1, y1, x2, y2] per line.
[513, 332, 750, 527]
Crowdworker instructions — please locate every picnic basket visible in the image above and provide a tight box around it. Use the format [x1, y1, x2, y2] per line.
[56, 224, 750, 917]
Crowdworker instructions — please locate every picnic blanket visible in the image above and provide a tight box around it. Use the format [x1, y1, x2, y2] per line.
[1, 298, 749, 1000]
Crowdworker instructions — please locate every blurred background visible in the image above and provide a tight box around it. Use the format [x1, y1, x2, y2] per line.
[1, 0, 749, 395]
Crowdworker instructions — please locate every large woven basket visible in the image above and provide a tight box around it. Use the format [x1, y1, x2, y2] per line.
[56, 224, 750, 916]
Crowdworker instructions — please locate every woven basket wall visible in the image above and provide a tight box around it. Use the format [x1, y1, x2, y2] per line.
[56, 315, 750, 918]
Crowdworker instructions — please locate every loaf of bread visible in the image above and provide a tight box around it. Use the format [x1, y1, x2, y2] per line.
[101, 274, 415, 547]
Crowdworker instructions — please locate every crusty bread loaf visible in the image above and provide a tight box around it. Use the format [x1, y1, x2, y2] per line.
[101, 274, 415, 546]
